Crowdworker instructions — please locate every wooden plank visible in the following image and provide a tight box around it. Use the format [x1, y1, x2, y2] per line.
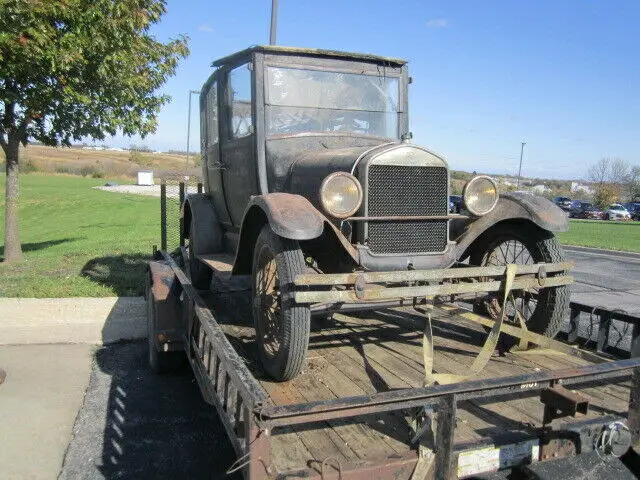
[260, 374, 356, 464]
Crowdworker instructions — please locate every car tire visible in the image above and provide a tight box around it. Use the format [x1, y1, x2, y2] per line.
[252, 225, 310, 382]
[470, 223, 569, 341]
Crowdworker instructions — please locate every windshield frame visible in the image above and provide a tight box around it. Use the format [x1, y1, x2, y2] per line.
[260, 53, 408, 140]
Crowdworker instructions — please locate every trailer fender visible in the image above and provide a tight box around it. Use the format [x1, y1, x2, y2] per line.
[181, 194, 224, 253]
[453, 192, 569, 260]
[147, 261, 183, 349]
[232, 193, 326, 274]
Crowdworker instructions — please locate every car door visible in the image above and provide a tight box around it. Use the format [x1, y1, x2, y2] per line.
[219, 63, 260, 228]
[201, 76, 232, 226]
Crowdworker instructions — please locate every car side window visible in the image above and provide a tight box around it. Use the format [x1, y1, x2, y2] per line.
[228, 64, 253, 139]
[205, 81, 218, 147]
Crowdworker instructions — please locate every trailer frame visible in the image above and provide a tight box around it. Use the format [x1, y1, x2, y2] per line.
[147, 249, 640, 479]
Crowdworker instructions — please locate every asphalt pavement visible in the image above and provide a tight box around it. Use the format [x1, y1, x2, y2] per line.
[58, 342, 238, 479]
[565, 246, 640, 316]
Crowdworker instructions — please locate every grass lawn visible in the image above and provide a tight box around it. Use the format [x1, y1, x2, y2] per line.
[0, 173, 159, 297]
[557, 219, 640, 253]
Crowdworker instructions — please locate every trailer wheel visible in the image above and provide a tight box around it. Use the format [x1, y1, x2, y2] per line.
[187, 214, 213, 289]
[146, 285, 183, 374]
[252, 226, 310, 381]
[470, 223, 569, 339]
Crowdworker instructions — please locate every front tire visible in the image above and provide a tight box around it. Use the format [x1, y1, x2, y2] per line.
[470, 223, 569, 339]
[252, 226, 310, 381]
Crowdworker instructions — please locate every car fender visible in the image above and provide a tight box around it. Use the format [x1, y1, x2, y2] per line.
[453, 192, 568, 259]
[181, 194, 224, 253]
[232, 193, 327, 274]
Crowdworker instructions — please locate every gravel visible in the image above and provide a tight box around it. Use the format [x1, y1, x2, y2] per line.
[94, 184, 199, 198]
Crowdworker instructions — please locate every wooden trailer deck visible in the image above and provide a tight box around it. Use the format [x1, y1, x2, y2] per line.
[204, 288, 632, 475]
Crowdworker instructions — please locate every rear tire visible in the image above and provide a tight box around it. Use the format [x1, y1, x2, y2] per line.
[470, 223, 569, 339]
[252, 226, 310, 381]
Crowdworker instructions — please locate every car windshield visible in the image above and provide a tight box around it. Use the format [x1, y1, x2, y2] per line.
[610, 204, 625, 211]
[265, 66, 400, 138]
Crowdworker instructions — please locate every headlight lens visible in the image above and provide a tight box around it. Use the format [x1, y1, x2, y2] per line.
[319, 172, 363, 218]
[463, 176, 499, 216]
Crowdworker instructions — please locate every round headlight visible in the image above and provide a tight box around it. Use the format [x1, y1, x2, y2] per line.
[319, 172, 363, 219]
[463, 176, 499, 216]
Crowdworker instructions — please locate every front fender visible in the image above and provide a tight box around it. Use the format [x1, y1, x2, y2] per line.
[453, 193, 568, 259]
[249, 193, 325, 240]
[232, 193, 327, 275]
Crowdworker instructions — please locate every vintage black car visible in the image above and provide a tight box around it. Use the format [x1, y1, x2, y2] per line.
[182, 46, 571, 381]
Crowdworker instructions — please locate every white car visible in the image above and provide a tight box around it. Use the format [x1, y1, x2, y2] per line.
[606, 204, 631, 220]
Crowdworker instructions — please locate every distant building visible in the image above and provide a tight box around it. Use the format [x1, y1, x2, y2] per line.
[531, 184, 551, 194]
[571, 182, 594, 195]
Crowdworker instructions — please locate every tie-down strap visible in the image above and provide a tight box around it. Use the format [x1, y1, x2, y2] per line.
[420, 263, 520, 386]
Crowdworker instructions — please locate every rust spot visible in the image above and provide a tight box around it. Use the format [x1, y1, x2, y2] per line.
[0, 368, 6, 386]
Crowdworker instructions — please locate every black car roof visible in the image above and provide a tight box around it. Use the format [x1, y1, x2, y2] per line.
[212, 45, 407, 68]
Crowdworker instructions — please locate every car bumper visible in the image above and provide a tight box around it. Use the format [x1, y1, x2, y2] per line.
[293, 261, 573, 304]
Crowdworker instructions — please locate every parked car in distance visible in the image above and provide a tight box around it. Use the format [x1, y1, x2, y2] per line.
[449, 195, 463, 213]
[553, 196, 572, 212]
[623, 202, 640, 220]
[570, 202, 605, 220]
[606, 203, 631, 221]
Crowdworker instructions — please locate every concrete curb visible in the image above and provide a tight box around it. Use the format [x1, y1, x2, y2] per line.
[563, 245, 640, 259]
[0, 297, 146, 345]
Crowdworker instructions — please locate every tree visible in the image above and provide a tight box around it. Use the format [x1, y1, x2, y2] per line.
[0, 0, 188, 262]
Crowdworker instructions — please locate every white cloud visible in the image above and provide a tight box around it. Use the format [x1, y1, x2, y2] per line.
[198, 24, 214, 33]
[426, 18, 449, 28]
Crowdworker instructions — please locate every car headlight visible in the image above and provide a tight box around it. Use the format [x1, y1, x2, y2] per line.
[319, 172, 363, 219]
[463, 175, 499, 216]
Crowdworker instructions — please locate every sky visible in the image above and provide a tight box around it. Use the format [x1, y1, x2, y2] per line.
[101, 0, 640, 180]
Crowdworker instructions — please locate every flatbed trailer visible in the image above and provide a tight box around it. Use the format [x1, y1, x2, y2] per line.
[147, 249, 640, 479]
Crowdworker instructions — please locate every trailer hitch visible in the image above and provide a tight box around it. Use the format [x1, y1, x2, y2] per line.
[540, 384, 589, 425]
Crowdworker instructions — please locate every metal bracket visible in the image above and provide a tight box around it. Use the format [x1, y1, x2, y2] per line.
[540, 384, 589, 425]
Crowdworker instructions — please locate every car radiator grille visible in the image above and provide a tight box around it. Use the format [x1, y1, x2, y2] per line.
[366, 165, 448, 254]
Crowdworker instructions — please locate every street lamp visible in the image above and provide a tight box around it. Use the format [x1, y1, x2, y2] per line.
[186, 89, 201, 167]
[516, 142, 526, 189]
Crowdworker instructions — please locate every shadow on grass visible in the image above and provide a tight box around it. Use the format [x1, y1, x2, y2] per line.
[0, 237, 80, 261]
[82, 253, 151, 296]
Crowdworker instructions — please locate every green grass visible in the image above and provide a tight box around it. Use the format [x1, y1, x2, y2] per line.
[0, 174, 159, 297]
[557, 219, 640, 253]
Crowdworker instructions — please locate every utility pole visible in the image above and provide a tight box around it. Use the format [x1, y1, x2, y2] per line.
[186, 89, 200, 167]
[516, 142, 526, 189]
[270, 0, 278, 45]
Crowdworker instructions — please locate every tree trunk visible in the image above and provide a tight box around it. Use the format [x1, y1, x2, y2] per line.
[3, 137, 23, 262]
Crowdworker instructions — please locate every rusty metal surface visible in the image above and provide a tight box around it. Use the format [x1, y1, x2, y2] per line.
[295, 261, 573, 286]
[0, 368, 5, 385]
[280, 453, 419, 480]
[212, 45, 407, 68]
[452, 194, 570, 260]
[295, 274, 573, 304]
[160, 251, 268, 407]
[348, 214, 470, 221]
[540, 384, 590, 425]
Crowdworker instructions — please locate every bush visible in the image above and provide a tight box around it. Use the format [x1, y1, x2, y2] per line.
[54, 166, 74, 175]
[20, 159, 40, 173]
[129, 150, 154, 167]
[79, 164, 104, 178]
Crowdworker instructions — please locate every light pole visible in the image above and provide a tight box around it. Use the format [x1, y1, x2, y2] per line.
[270, 0, 278, 45]
[186, 89, 201, 167]
[516, 141, 526, 189]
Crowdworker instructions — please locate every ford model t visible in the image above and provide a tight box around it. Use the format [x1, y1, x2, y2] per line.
[180, 46, 571, 382]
